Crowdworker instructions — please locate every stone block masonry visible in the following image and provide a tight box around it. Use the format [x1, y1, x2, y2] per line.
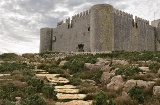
[40, 4, 160, 53]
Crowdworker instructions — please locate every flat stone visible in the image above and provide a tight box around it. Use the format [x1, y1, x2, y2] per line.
[56, 93, 86, 100]
[0, 74, 11, 77]
[56, 100, 92, 105]
[55, 85, 77, 89]
[55, 89, 79, 93]
[48, 77, 69, 84]
[139, 67, 150, 72]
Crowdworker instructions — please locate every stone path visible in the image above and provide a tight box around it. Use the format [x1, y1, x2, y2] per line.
[35, 69, 92, 105]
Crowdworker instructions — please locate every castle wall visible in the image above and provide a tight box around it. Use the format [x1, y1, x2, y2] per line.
[52, 10, 91, 52]
[135, 17, 155, 51]
[114, 10, 133, 51]
[156, 24, 160, 51]
[90, 4, 114, 52]
[40, 28, 52, 53]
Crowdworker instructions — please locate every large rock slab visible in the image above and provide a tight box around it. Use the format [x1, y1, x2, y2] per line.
[56, 100, 92, 105]
[56, 93, 86, 100]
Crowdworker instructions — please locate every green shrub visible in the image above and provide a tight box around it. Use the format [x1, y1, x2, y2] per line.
[92, 70, 103, 83]
[92, 91, 108, 105]
[20, 94, 46, 105]
[27, 78, 44, 92]
[42, 84, 57, 100]
[23, 86, 36, 95]
[128, 85, 144, 104]
[149, 63, 160, 73]
[0, 83, 18, 101]
[115, 66, 141, 77]
[0, 53, 19, 61]
[69, 77, 82, 86]
[84, 93, 96, 101]
[0, 62, 34, 73]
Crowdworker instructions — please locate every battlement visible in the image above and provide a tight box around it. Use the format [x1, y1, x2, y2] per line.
[57, 9, 90, 27]
[114, 9, 133, 19]
[135, 16, 149, 24]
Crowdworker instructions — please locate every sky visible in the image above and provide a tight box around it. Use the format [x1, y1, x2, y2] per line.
[0, 0, 160, 54]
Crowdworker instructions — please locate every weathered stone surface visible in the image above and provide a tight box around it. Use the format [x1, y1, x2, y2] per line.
[56, 93, 86, 100]
[139, 67, 150, 72]
[100, 72, 114, 84]
[153, 86, 160, 95]
[84, 63, 102, 71]
[123, 79, 155, 92]
[112, 60, 129, 65]
[56, 100, 92, 105]
[101, 65, 111, 72]
[107, 75, 124, 90]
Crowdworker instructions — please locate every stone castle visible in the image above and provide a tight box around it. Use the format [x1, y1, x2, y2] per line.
[40, 4, 160, 53]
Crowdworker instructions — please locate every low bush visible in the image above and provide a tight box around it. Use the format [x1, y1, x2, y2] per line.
[0, 53, 19, 61]
[149, 63, 160, 73]
[20, 94, 46, 105]
[27, 78, 44, 92]
[84, 93, 96, 101]
[128, 85, 144, 104]
[0, 62, 34, 73]
[115, 66, 141, 77]
[69, 77, 82, 86]
[42, 84, 57, 100]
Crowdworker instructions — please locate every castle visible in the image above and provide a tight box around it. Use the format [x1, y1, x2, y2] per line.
[40, 4, 160, 53]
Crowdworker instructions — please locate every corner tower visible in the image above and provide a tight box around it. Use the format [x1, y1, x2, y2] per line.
[40, 28, 52, 53]
[90, 4, 114, 52]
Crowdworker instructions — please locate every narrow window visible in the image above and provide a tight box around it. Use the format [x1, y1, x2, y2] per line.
[135, 23, 138, 28]
[88, 27, 90, 31]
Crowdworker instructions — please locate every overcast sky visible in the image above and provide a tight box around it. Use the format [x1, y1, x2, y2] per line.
[0, 0, 159, 54]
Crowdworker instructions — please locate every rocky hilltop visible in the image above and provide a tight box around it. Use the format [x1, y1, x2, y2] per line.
[0, 51, 160, 105]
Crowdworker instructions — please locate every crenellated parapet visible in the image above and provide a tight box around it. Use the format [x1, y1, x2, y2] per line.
[114, 9, 133, 19]
[135, 16, 149, 25]
[56, 9, 91, 28]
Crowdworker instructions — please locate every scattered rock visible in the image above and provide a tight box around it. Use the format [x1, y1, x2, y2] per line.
[139, 67, 150, 72]
[101, 65, 111, 72]
[100, 72, 114, 84]
[153, 86, 160, 95]
[107, 75, 124, 91]
[112, 60, 129, 65]
[84, 63, 102, 71]
[123, 79, 155, 92]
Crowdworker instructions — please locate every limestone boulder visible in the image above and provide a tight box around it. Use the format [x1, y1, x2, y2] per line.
[153, 86, 160, 95]
[107, 75, 124, 91]
[112, 60, 129, 65]
[84, 63, 102, 71]
[123, 79, 155, 92]
[101, 65, 111, 72]
[139, 67, 150, 72]
[100, 72, 114, 84]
